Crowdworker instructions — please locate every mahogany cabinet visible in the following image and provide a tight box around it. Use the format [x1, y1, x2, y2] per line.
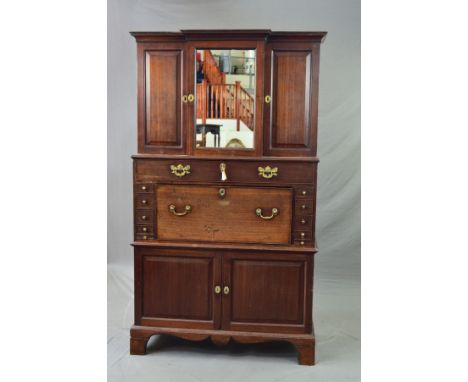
[129, 30, 326, 365]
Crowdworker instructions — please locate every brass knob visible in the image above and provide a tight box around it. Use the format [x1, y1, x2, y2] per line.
[300, 241, 305, 246]
[141, 186, 147, 191]
[141, 215, 147, 220]
[223, 286, 230, 295]
[142, 235, 147, 240]
[265, 95, 271, 103]
[218, 188, 226, 198]
[300, 232, 305, 238]
[142, 227, 147, 232]
[141, 199, 147, 204]
[301, 219, 306, 224]
[302, 190, 307, 196]
[214, 285, 221, 295]
[301, 204, 306, 210]
[187, 93, 194, 102]
[182, 95, 188, 103]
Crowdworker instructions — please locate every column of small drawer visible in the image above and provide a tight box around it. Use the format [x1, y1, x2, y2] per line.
[134, 183, 154, 240]
[293, 186, 315, 246]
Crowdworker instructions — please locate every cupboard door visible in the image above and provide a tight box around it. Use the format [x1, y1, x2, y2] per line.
[137, 43, 186, 154]
[222, 253, 312, 334]
[264, 42, 320, 156]
[135, 248, 221, 329]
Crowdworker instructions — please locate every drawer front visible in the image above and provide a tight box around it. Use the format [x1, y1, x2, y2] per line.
[294, 186, 315, 199]
[294, 199, 314, 214]
[135, 225, 154, 234]
[135, 209, 153, 224]
[134, 183, 153, 193]
[135, 194, 154, 208]
[135, 158, 316, 184]
[156, 185, 293, 245]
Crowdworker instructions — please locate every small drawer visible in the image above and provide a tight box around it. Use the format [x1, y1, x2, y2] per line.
[293, 231, 313, 241]
[135, 210, 153, 224]
[295, 186, 315, 198]
[294, 215, 313, 228]
[136, 194, 153, 208]
[295, 199, 314, 214]
[293, 239, 314, 247]
[135, 183, 153, 193]
[135, 233, 154, 241]
[135, 225, 154, 234]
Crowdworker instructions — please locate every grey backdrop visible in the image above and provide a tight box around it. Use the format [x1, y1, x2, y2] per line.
[108, 0, 360, 380]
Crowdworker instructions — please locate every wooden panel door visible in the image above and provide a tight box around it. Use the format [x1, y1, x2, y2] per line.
[264, 42, 320, 156]
[137, 42, 186, 154]
[134, 247, 221, 329]
[222, 252, 312, 334]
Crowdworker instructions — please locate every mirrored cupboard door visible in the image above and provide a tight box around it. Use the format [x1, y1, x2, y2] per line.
[186, 40, 265, 157]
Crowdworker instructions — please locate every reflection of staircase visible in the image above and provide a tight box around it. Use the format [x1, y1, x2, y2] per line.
[196, 50, 254, 131]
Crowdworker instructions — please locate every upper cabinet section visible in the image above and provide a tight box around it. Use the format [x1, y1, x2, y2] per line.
[131, 30, 326, 157]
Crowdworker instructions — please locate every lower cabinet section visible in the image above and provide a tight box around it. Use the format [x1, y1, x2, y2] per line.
[134, 245, 313, 334]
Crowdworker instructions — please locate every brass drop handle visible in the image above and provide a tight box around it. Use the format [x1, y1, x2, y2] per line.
[223, 286, 230, 295]
[214, 285, 221, 295]
[265, 95, 271, 103]
[170, 164, 191, 177]
[258, 166, 278, 179]
[187, 93, 195, 102]
[256, 207, 279, 220]
[169, 204, 192, 216]
[182, 95, 188, 103]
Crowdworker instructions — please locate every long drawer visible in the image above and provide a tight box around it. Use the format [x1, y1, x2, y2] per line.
[134, 157, 316, 184]
[156, 185, 293, 245]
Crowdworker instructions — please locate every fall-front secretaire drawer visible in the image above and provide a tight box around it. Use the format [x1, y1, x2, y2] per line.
[156, 185, 293, 245]
[134, 158, 316, 184]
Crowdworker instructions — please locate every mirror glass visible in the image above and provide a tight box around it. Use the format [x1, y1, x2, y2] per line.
[195, 49, 256, 150]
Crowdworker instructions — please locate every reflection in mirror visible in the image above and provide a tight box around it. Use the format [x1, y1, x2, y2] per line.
[195, 49, 255, 150]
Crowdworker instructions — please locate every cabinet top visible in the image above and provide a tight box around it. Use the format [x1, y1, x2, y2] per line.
[130, 30, 327, 43]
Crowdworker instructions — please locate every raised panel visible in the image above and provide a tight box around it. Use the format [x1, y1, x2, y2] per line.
[272, 50, 311, 148]
[231, 259, 304, 323]
[137, 251, 221, 329]
[222, 254, 309, 333]
[264, 42, 320, 156]
[139, 45, 185, 153]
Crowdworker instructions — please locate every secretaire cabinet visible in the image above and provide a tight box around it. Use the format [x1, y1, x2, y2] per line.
[129, 30, 326, 365]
